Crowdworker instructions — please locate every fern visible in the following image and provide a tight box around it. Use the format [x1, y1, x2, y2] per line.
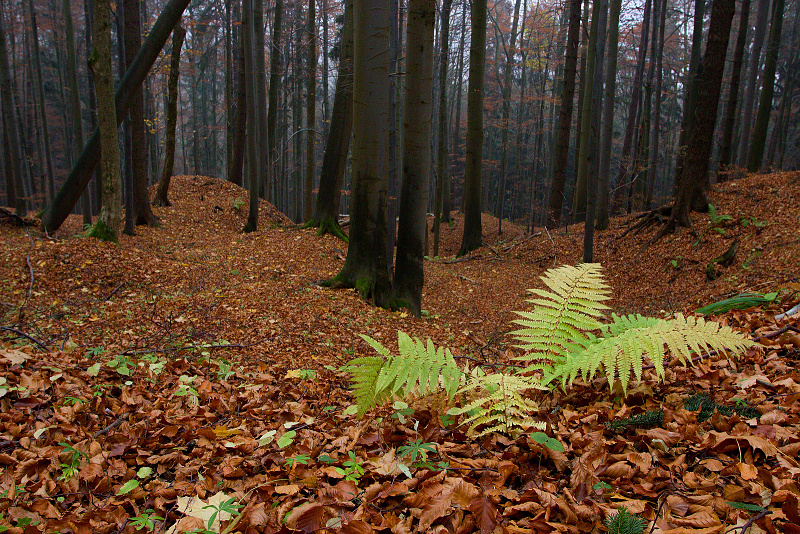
[512, 263, 610, 385]
[350, 332, 463, 416]
[511, 264, 755, 395]
[450, 372, 547, 436]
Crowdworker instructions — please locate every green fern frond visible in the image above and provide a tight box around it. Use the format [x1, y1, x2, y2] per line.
[563, 313, 755, 394]
[512, 264, 611, 380]
[453, 373, 547, 436]
[350, 333, 463, 417]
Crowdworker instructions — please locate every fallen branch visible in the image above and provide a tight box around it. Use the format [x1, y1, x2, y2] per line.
[0, 325, 51, 352]
[444, 254, 482, 264]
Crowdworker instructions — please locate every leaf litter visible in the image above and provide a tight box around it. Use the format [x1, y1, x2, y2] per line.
[0, 172, 798, 533]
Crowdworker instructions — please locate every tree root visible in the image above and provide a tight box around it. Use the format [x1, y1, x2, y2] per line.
[620, 205, 672, 238]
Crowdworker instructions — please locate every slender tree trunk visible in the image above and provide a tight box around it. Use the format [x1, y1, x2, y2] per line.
[748, 0, 784, 172]
[309, 0, 353, 239]
[27, 0, 54, 204]
[88, 0, 121, 241]
[495, 0, 523, 234]
[450, 1, 467, 216]
[230, 4, 246, 188]
[0, 7, 26, 215]
[458, 0, 487, 256]
[595, 0, 621, 230]
[63, 0, 89, 223]
[40, 0, 193, 232]
[546, 0, 582, 227]
[85, 0, 101, 215]
[645, 0, 666, 208]
[266, 0, 282, 203]
[717, 0, 751, 179]
[242, 0, 259, 232]
[394, 0, 434, 316]
[736, 0, 771, 170]
[152, 25, 186, 207]
[386, 0, 400, 271]
[304, 0, 316, 222]
[433, 0, 452, 257]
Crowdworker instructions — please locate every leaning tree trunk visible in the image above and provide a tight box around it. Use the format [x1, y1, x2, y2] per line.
[39, 0, 193, 233]
[0, 8, 26, 216]
[393, 0, 435, 317]
[662, 0, 736, 234]
[324, 0, 392, 308]
[546, 0, 581, 227]
[308, 0, 352, 240]
[152, 25, 186, 207]
[88, 0, 121, 242]
[458, 0, 488, 257]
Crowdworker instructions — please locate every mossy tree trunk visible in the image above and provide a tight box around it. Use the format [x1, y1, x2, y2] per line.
[152, 25, 186, 207]
[324, 0, 391, 307]
[393, 0, 435, 317]
[88, 0, 121, 242]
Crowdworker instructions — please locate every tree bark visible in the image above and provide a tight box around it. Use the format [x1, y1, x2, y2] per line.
[309, 0, 352, 239]
[229, 1, 246, 187]
[665, 0, 736, 232]
[433, 0, 452, 257]
[393, 0, 435, 316]
[39, 0, 193, 232]
[717, 0, 750, 178]
[242, 0, 259, 232]
[325, 0, 392, 307]
[304, 0, 316, 222]
[0, 7, 26, 215]
[88, 0, 122, 242]
[546, 0, 581, 227]
[152, 25, 186, 207]
[748, 0, 784, 172]
[27, 0, 55, 204]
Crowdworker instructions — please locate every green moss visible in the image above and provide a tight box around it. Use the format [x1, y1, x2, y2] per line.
[86, 220, 118, 242]
[302, 218, 349, 243]
[355, 277, 372, 299]
[319, 273, 347, 289]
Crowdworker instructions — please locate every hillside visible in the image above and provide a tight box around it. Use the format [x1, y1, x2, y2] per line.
[0, 172, 798, 534]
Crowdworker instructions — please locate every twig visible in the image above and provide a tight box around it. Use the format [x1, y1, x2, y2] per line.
[502, 232, 541, 252]
[458, 275, 479, 284]
[0, 325, 51, 352]
[120, 338, 270, 356]
[103, 282, 125, 301]
[724, 510, 770, 534]
[93, 413, 128, 438]
[482, 240, 499, 255]
[444, 253, 482, 264]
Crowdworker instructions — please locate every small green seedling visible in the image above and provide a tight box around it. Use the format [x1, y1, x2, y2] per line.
[604, 507, 648, 534]
[530, 431, 564, 452]
[336, 451, 364, 482]
[129, 508, 164, 532]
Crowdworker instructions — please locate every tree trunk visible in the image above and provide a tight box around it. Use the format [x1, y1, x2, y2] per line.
[449, 0, 467, 216]
[40, 0, 193, 232]
[458, 0, 487, 256]
[242, 0, 259, 232]
[666, 0, 736, 232]
[546, 0, 581, 227]
[748, 0, 784, 172]
[152, 25, 186, 207]
[304, 0, 316, 222]
[229, 2, 246, 188]
[88, 0, 122, 241]
[736, 0, 771, 170]
[326, 0, 392, 307]
[309, 0, 352, 239]
[433, 0, 452, 257]
[27, 0, 55, 204]
[393, 0, 434, 316]
[0, 7, 26, 215]
[717, 0, 750, 178]
[124, 0, 158, 226]
[266, 0, 282, 203]
[64, 0, 88, 219]
[495, 0, 523, 234]
[595, 0, 622, 230]
[645, 0, 666, 208]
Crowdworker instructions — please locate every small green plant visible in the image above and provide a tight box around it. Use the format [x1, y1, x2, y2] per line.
[117, 466, 153, 495]
[664, 256, 682, 270]
[232, 197, 245, 212]
[606, 410, 664, 431]
[174, 375, 199, 405]
[58, 441, 88, 481]
[695, 291, 779, 316]
[530, 431, 564, 452]
[335, 451, 365, 482]
[107, 354, 134, 376]
[738, 216, 764, 229]
[604, 507, 648, 534]
[397, 439, 437, 465]
[284, 454, 311, 469]
[86, 346, 107, 358]
[708, 204, 733, 235]
[129, 508, 164, 532]
[189, 497, 244, 534]
[215, 359, 235, 380]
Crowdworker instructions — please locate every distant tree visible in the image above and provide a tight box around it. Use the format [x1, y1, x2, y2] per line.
[87, 0, 122, 242]
[152, 25, 186, 207]
[458, 0, 488, 257]
[242, 0, 259, 233]
[266, 0, 283, 201]
[304, 0, 316, 222]
[748, 0, 785, 172]
[393, 0, 435, 317]
[658, 0, 736, 236]
[323, 0, 392, 307]
[27, 0, 54, 204]
[229, 1, 246, 188]
[39, 0, 194, 233]
[307, 0, 353, 240]
[433, 0, 452, 257]
[547, 0, 581, 227]
[0, 5, 25, 215]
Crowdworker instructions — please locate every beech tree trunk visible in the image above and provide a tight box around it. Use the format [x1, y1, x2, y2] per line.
[0, 8, 26, 215]
[229, 1, 246, 187]
[304, 0, 316, 222]
[458, 0, 488, 257]
[40, 0, 193, 233]
[309, 0, 352, 239]
[27, 0, 54, 204]
[433, 0, 452, 257]
[717, 0, 750, 178]
[393, 0, 435, 316]
[546, 0, 581, 227]
[152, 25, 186, 207]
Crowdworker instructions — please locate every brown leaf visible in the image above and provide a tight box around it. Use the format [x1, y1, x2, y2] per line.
[468, 493, 499, 534]
[284, 502, 326, 534]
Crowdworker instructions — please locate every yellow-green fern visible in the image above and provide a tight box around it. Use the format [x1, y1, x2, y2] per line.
[350, 332, 463, 416]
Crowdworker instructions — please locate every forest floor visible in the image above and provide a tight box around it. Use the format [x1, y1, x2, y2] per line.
[0, 171, 799, 534]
